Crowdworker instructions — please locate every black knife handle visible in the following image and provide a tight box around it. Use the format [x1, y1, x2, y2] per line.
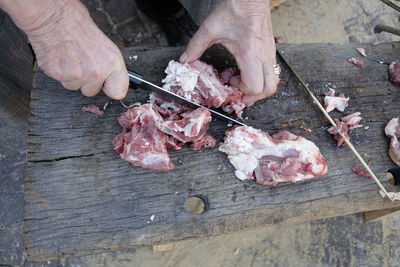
[127, 69, 143, 85]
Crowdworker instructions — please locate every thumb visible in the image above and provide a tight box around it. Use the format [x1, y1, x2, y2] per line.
[180, 25, 215, 63]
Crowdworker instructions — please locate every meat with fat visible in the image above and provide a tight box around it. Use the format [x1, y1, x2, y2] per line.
[112, 105, 173, 170]
[327, 112, 363, 146]
[347, 58, 364, 67]
[323, 89, 349, 113]
[113, 103, 215, 170]
[219, 126, 327, 186]
[162, 60, 245, 118]
[388, 61, 400, 83]
[385, 118, 400, 166]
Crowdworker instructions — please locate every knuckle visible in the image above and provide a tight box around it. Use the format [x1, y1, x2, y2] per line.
[87, 66, 101, 79]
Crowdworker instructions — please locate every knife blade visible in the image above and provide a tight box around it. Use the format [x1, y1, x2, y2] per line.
[127, 69, 246, 126]
[276, 48, 393, 200]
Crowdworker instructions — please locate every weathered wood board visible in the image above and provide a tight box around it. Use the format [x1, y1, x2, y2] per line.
[25, 43, 400, 261]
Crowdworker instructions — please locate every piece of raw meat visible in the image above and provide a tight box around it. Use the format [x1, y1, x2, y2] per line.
[351, 165, 371, 178]
[327, 112, 363, 146]
[347, 58, 364, 67]
[323, 89, 349, 113]
[112, 105, 173, 170]
[388, 61, 400, 83]
[82, 104, 104, 116]
[162, 60, 245, 118]
[356, 48, 366, 57]
[219, 126, 327, 186]
[385, 118, 400, 166]
[113, 101, 215, 170]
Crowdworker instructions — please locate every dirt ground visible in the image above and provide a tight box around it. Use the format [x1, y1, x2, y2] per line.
[2, 0, 400, 266]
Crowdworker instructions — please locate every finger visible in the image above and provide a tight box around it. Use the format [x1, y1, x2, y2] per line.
[102, 64, 129, 100]
[242, 61, 278, 105]
[61, 80, 85, 91]
[80, 79, 104, 97]
[180, 24, 215, 63]
[234, 53, 264, 96]
[262, 61, 279, 97]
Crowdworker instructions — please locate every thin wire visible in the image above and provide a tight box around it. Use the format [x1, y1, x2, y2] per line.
[277, 48, 393, 201]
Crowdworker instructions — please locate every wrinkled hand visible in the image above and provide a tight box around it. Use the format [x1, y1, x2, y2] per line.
[1, 0, 128, 99]
[180, 0, 278, 105]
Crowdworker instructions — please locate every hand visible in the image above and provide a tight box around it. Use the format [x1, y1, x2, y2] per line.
[179, 0, 278, 105]
[0, 0, 128, 99]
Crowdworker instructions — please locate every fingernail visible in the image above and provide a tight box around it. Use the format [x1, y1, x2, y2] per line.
[179, 52, 188, 63]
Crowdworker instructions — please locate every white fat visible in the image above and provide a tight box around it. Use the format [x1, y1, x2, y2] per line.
[324, 95, 349, 113]
[142, 153, 169, 165]
[235, 170, 249, 180]
[162, 60, 199, 99]
[229, 153, 258, 177]
[385, 118, 399, 137]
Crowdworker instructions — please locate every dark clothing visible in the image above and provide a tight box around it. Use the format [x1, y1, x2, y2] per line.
[0, 10, 33, 123]
[179, 0, 218, 24]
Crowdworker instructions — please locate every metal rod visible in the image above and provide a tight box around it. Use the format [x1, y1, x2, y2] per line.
[374, 24, 400, 36]
[380, 0, 400, 12]
[276, 48, 394, 201]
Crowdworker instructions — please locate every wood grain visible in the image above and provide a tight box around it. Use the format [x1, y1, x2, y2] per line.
[25, 43, 400, 261]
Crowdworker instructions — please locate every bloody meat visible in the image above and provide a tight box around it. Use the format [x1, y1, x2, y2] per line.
[219, 126, 327, 186]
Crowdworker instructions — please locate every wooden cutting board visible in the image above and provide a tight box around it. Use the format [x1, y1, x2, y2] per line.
[25, 43, 400, 261]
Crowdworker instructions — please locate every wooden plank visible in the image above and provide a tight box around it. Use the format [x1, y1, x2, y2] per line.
[25, 43, 400, 261]
[364, 207, 400, 222]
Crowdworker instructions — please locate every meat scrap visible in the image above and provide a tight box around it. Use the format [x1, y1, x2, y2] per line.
[113, 103, 214, 170]
[323, 89, 349, 113]
[379, 190, 400, 201]
[351, 165, 371, 178]
[219, 126, 328, 187]
[385, 118, 400, 166]
[356, 48, 366, 57]
[347, 58, 364, 68]
[327, 112, 363, 146]
[81, 104, 104, 116]
[162, 60, 246, 118]
[388, 61, 400, 83]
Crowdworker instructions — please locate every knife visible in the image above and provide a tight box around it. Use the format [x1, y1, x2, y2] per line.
[127, 69, 246, 126]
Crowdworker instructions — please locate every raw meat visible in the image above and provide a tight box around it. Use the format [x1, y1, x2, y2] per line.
[323, 89, 349, 113]
[388, 61, 400, 83]
[385, 118, 400, 166]
[351, 165, 371, 178]
[327, 112, 363, 146]
[113, 103, 214, 170]
[81, 104, 104, 116]
[114, 59, 251, 170]
[112, 105, 173, 170]
[162, 60, 245, 118]
[356, 48, 366, 57]
[347, 57, 364, 67]
[219, 126, 327, 186]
